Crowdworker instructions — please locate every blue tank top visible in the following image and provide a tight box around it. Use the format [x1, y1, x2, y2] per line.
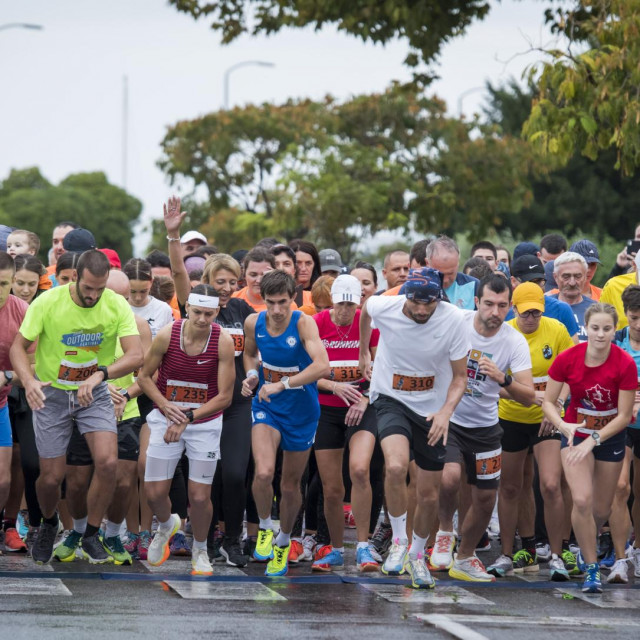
[253, 310, 320, 425]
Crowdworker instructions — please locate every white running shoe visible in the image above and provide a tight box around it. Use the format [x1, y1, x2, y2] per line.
[535, 542, 551, 563]
[487, 553, 513, 577]
[449, 553, 495, 582]
[630, 546, 640, 578]
[381, 538, 408, 575]
[607, 558, 629, 584]
[404, 553, 435, 589]
[430, 530, 456, 571]
[191, 547, 213, 576]
[301, 534, 316, 561]
[549, 553, 570, 581]
[147, 514, 180, 566]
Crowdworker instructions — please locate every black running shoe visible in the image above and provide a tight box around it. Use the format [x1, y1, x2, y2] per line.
[32, 521, 58, 565]
[370, 521, 392, 557]
[80, 533, 113, 564]
[220, 536, 249, 567]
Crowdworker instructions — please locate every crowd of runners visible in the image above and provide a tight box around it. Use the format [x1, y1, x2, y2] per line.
[2, 204, 640, 595]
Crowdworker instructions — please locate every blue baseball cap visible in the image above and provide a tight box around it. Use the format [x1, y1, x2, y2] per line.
[400, 268, 444, 302]
[513, 242, 540, 261]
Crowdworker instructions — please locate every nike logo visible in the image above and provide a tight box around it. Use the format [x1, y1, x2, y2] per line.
[434, 334, 444, 339]
[197, 359, 211, 365]
[589, 250, 594, 254]
[613, 450, 624, 456]
[201, 474, 213, 478]
[528, 265, 537, 270]
[257, 334, 266, 338]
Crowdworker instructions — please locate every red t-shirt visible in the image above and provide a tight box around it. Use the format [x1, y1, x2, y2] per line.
[548, 342, 638, 438]
[0, 295, 29, 408]
[314, 308, 379, 408]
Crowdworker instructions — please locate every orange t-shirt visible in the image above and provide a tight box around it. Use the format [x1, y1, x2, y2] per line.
[548, 284, 602, 301]
[382, 285, 402, 296]
[39, 265, 56, 291]
[232, 286, 298, 312]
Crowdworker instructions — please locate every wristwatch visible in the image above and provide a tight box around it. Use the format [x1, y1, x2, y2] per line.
[591, 432, 601, 446]
[498, 373, 513, 388]
[184, 410, 195, 423]
[3, 371, 13, 384]
[281, 376, 292, 390]
[120, 389, 131, 402]
[97, 365, 109, 381]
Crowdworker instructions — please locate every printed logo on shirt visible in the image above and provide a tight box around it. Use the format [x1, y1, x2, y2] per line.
[65, 351, 78, 356]
[583, 383, 613, 410]
[286, 336, 297, 348]
[464, 348, 492, 398]
[542, 344, 553, 360]
[60, 327, 105, 353]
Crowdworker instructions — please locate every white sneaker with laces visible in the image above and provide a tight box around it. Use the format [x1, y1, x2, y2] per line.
[147, 513, 181, 566]
[367, 541, 383, 563]
[631, 546, 640, 578]
[430, 530, 456, 570]
[301, 535, 316, 561]
[449, 553, 495, 582]
[191, 547, 213, 575]
[549, 553, 570, 581]
[535, 542, 551, 562]
[607, 558, 629, 584]
[382, 538, 408, 575]
[487, 553, 513, 577]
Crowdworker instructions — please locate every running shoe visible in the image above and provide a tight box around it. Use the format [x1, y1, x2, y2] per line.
[582, 563, 603, 593]
[535, 541, 551, 563]
[123, 532, 140, 559]
[631, 546, 640, 578]
[208, 529, 223, 561]
[314, 544, 332, 562]
[288, 538, 304, 563]
[80, 533, 113, 564]
[430, 530, 456, 571]
[32, 521, 58, 565]
[449, 554, 495, 582]
[191, 547, 213, 576]
[138, 530, 151, 561]
[475, 531, 491, 552]
[103, 535, 133, 565]
[487, 554, 513, 578]
[147, 514, 181, 566]
[300, 534, 316, 561]
[17, 510, 29, 538]
[606, 558, 629, 584]
[367, 541, 383, 563]
[370, 521, 392, 558]
[576, 550, 587, 573]
[356, 545, 379, 573]
[170, 530, 191, 557]
[25, 528, 38, 558]
[53, 529, 83, 562]
[512, 549, 539, 574]
[312, 547, 344, 572]
[220, 536, 248, 568]
[254, 528, 274, 561]
[404, 553, 435, 589]
[243, 536, 257, 561]
[599, 547, 615, 569]
[4, 527, 27, 553]
[382, 538, 408, 576]
[562, 548, 580, 575]
[549, 554, 570, 582]
[266, 543, 289, 577]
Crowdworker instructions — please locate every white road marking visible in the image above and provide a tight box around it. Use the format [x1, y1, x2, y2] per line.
[554, 587, 640, 609]
[361, 584, 494, 605]
[0, 577, 71, 596]
[419, 614, 490, 640]
[141, 559, 244, 575]
[415, 613, 640, 628]
[164, 581, 286, 600]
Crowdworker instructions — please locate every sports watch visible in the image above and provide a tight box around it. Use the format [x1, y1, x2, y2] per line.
[184, 410, 195, 423]
[498, 373, 513, 387]
[3, 371, 13, 384]
[97, 365, 109, 381]
[591, 432, 601, 446]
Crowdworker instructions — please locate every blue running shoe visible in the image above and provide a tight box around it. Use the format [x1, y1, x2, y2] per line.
[582, 563, 603, 593]
[599, 547, 615, 569]
[576, 550, 587, 573]
[170, 530, 192, 557]
[17, 511, 29, 538]
[312, 548, 344, 572]
[356, 545, 379, 573]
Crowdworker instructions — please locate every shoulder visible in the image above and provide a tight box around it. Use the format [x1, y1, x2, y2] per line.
[366, 294, 403, 314]
[454, 272, 479, 287]
[228, 298, 254, 317]
[602, 272, 635, 294]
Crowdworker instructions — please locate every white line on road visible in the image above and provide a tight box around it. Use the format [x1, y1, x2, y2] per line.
[415, 613, 640, 628]
[164, 580, 287, 600]
[361, 584, 494, 605]
[419, 614, 490, 640]
[0, 577, 71, 596]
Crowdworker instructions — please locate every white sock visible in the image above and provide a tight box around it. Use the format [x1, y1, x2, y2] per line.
[409, 533, 428, 559]
[192, 538, 207, 551]
[158, 516, 175, 533]
[275, 530, 291, 547]
[357, 541, 369, 550]
[259, 517, 273, 530]
[72, 517, 87, 535]
[104, 520, 122, 539]
[389, 513, 407, 543]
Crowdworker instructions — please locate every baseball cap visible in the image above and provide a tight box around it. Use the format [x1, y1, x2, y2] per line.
[184, 256, 206, 275]
[570, 239, 601, 264]
[400, 267, 444, 302]
[63, 228, 96, 253]
[180, 230, 207, 245]
[513, 241, 540, 261]
[331, 274, 361, 305]
[99, 248, 121, 269]
[511, 255, 545, 282]
[513, 282, 545, 313]
[544, 260, 557, 291]
[319, 248, 343, 273]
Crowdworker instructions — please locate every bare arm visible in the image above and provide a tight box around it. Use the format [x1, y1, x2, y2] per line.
[427, 355, 467, 446]
[241, 314, 260, 396]
[10, 332, 49, 410]
[164, 196, 191, 305]
[358, 299, 374, 381]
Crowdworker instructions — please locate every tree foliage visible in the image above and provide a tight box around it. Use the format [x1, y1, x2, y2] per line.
[0, 168, 142, 262]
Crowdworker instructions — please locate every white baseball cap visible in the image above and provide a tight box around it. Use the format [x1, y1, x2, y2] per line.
[180, 230, 207, 245]
[331, 274, 361, 305]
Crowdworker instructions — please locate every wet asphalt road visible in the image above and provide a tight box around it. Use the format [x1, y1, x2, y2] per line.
[1, 539, 640, 640]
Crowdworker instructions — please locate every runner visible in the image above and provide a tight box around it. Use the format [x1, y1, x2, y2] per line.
[10, 249, 143, 564]
[359, 268, 470, 588]
[543, 302, 636, 594]
[232, 248, 276, 312]
[241, 270, 330, 577]
[137, 284, 235, 575]
[432, 275, 535, 582]
[350, 262, 378, 306]
[380, 250, 410, 292]
[289, 239, 321, 292]
[487, 282, 573, 581]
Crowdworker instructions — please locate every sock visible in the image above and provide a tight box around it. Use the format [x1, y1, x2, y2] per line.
[84, 524, 99, 538]
[357, 541, 369, 550]
[259, 517, 273, 530]
[192, 538, 207, 551]
[158, 516, 176, 533]
[275, 530, 291, 547]
[3, 518, 16, 531]
[521, 536, 536, 557]
[43, 513, 59, 528]
[333, 547, 344, 554]
[73, 517, 88, 535]
[389, 513, 407, 543]
[104, 520, 122, 539]
[409, 533, 428, 559]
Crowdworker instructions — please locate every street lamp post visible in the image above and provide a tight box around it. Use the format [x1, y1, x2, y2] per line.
[0, 23, 44, 32]
[223, 61, 275, 109]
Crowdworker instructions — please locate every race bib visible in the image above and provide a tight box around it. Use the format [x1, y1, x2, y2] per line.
[329, 360, 361, 383]
[576, 408, 617, 434]
[475, 448, 502, 481]
[165, 379, 208, 408]
[57, 359, 98, 386]
[533, 376, 548, 392]
[391, 370, 435, 393]
[227, 328, 245, 357]
[262, 362, 300, 387]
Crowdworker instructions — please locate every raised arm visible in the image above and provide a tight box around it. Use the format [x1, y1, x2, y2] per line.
[164, 196, 191, 305]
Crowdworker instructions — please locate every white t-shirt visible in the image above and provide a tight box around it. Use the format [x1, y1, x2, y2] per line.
[452, 310, 532, 428]
[130, 296, 174, 338]
[367, 296, 470, 417]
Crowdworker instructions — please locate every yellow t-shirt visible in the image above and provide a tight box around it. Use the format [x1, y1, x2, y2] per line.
[110, 340, 140, 421]
[600, 271, 637, 330]
[19, 284, 139, 390]
[499, 316, 574, 424]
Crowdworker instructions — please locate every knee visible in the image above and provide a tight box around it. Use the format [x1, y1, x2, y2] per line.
[476, 491, 497, 514]
[349, 465, 369, 488]
[571, 493, 592, 513]
[416, 485, 438, 507]
[615, 480, 631, 502]
[322, 482, 344, 504]
[253, 467, 274, 487]
[540, 479, 561, 501]
[188, 489, 211, 510]
[279, 476, 300, 498]
[499, 480, 522, 502]
[385, 460, 409, 485]
[94, 455, 118, 478]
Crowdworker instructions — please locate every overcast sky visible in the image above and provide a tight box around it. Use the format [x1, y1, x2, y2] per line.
[2, 1, 556, 254]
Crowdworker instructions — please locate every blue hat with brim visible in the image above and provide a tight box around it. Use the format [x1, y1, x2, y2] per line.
[400, 267, 444, 302]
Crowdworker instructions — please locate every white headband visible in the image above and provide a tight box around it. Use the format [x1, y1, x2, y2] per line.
[187, 293, 219, 309]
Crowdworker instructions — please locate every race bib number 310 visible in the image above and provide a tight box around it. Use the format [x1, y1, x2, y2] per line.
[392, 370, 435, 393]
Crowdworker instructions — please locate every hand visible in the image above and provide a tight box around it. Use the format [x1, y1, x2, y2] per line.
[333, 382, 362, 407]
[76, 371, 104, 407]
[241, 373, 259, 397]
[426, 409, 451, 446]
[477, 356, 504, 384]
[258, 382, 284, 403]
[108, 384, 127, 419]
[557, 419, 585, 441]
[164, 420, 187, 443]
[161, 401, 189, 426]
[359, 352, 373, 382]
[538, 418, 556, 438]
[532, 390, 545, 407]
[25, 379, 51, 411]
[563, 435, 595, 465]
[163, 196, 187, 234]
[617, 248, 634, 269]
[345, 398, 367, 427]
